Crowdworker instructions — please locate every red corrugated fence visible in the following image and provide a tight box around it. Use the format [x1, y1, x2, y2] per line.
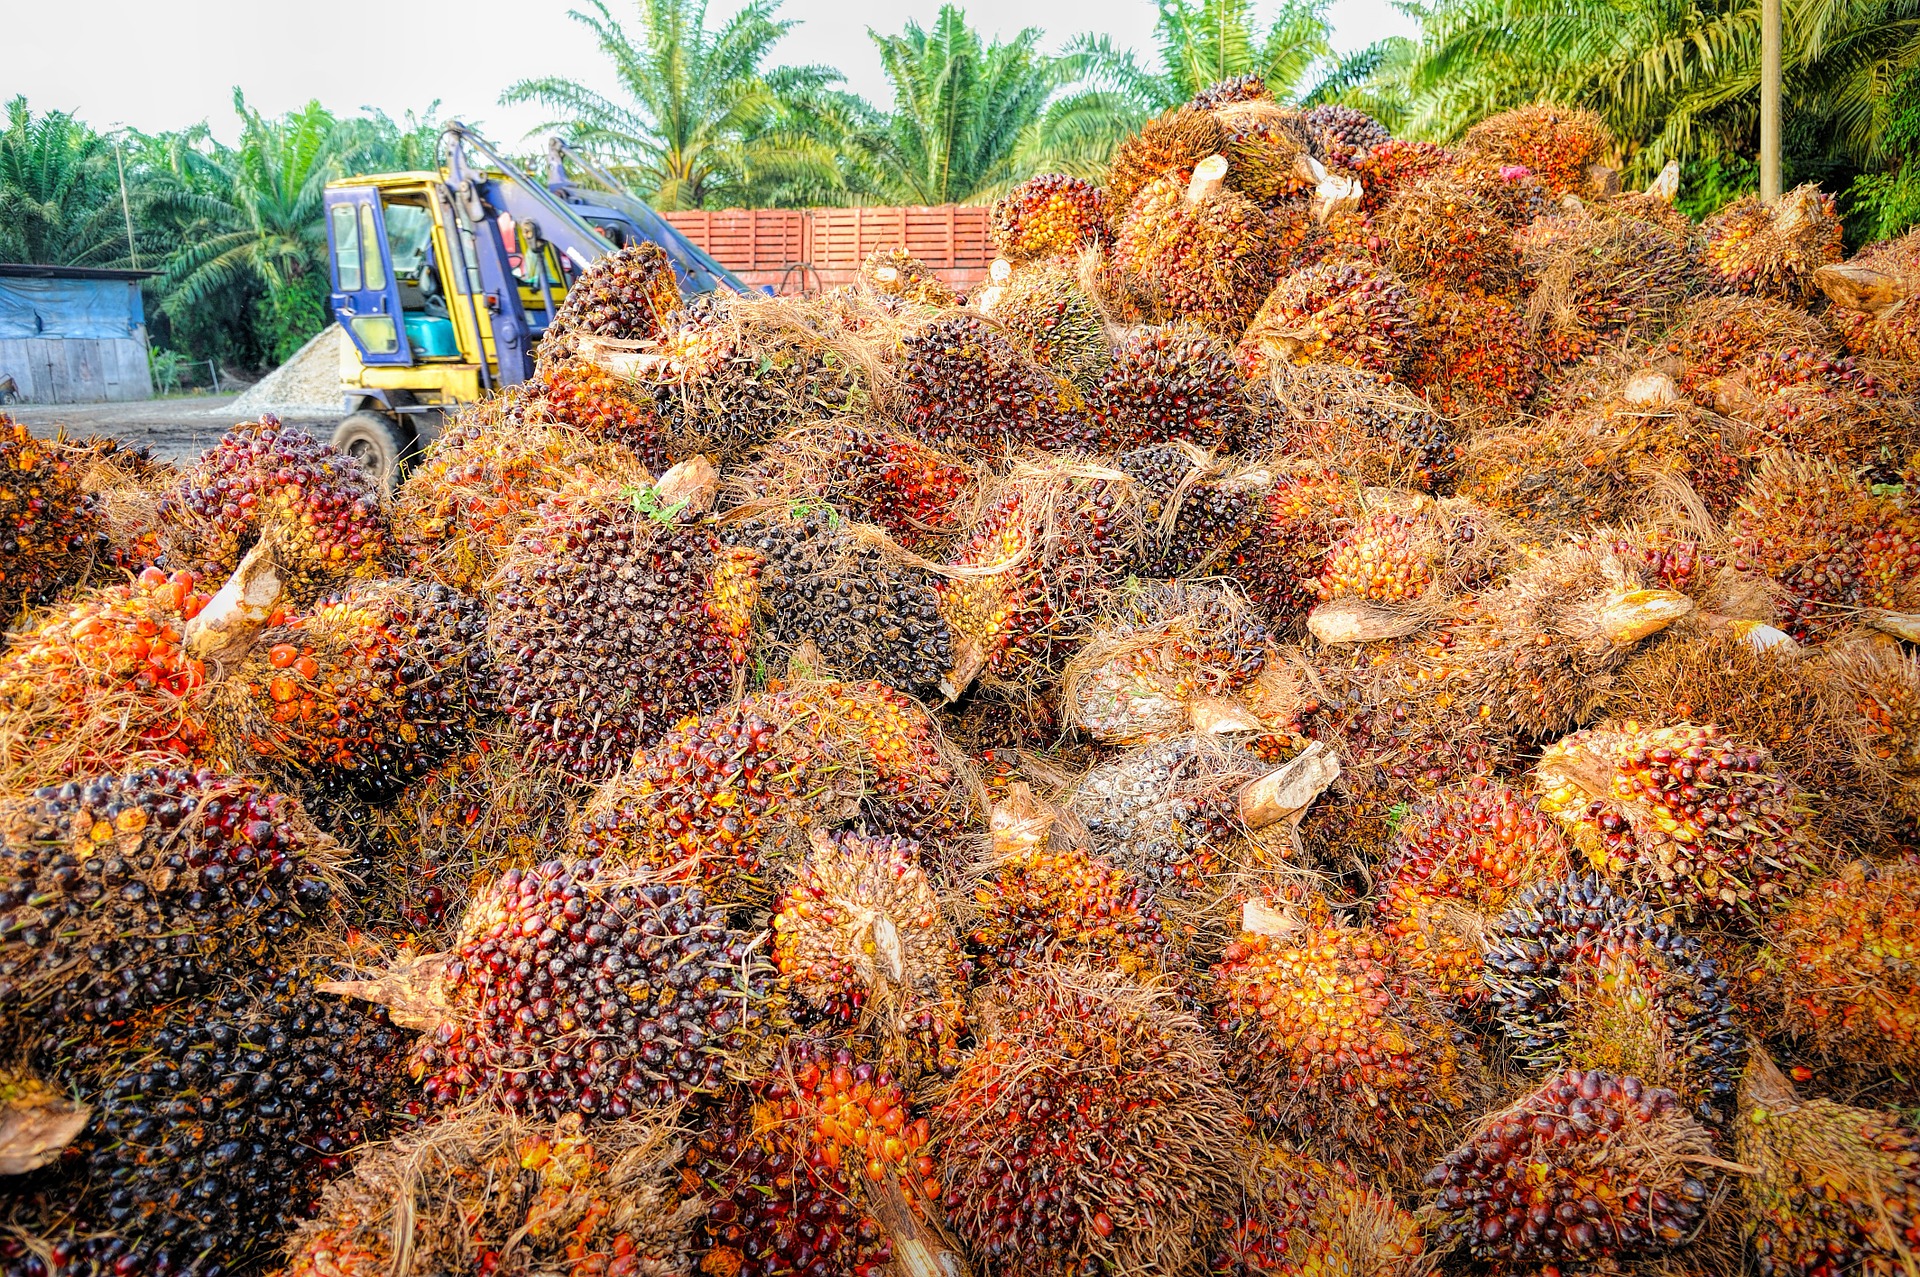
[662, 205, 995, 294]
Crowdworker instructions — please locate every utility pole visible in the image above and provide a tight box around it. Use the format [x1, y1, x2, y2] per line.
[1760, 0, 1782, 200]
[114, 136, 140, 269]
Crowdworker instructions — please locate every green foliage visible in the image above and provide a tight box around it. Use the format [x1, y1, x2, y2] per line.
[147, 346, 188, 394]
[1848, 62, 1920, 240]
[0, 97, 138, 267]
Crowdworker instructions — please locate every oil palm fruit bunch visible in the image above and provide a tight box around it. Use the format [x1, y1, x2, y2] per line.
[860, 246, 958, 308]
[969, 785, 1180, 982]
[1114, 160, 1278, 337]
[1305, 495, 1509, 644]
[1352, 139, 1455, 211]
[1761, 858, 1920, 1071]
[731, 421, 977, 554]
[976, 258, 1111, 392]
[0, 566, 211, 787]
[1209, 894, 1486, 1178]
[1738, 1051, 1920, 1277]
[1212, 101, 1316, 205]
[1062, 581, 1284, 745]
[1373, 780, 1572, 1006]
[1117, 445, 1268, 576]
[1224, 467, 1365, 623]
[895, 313, 1091, 456]
[0, 418, 101, 623]
[576, 681, 967, 904]
[1089, 323, 1251, 452]
[1189, 74, 1271, 110]
[1731, 451, 1920, 642]
[1423, 1067, 1722, 1266]
[157, 417, 388, 606]
[1261, 361, 1454, 488]
[1664, 295, 1838, 403]
[1380, 175, 1520, 295]
[1407, 283, 1542, 417]
[991, 174, 1104, 263]
[1483, 873, 1748, 1120]
[0, 765, 342, 1035]
[935, 964, 1244, 1277]
[720, 508, 953, 701]
[1702, 184, 1844, 304]
[531, 360, 673, 469]
[331, 857, 781, 1117]
[209, 577, 491, 803]
[1239, 261, 1416, 378]
[1517, 213, 1696, 363]
[486, 472, 758, 781]
[1212, 1140, 1428, 1277]
[549, 240, 683, 343]
[393, 413, 650, 591]
[1535, 720, 1813, 921]
[1102, 105, 1229, 231]
[1821, 638, 1920, 821]
[1822, 228, 1920, 362]
[19, 954, 407, 1277]
[53, 435, 174, 575]
[771, 830, 969, 1077]
[1460, 104, 1613, 196]
[1301, 103, 1392, 168]
[1709, 349, 1916, 480]
[937, 461, 1136, 690]
[280, 1109, 699, 1277]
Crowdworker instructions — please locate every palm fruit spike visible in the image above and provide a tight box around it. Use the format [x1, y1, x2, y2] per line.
[936, 964, 1243, 1277]
[1239, 261, 1416, 378]
[1062, 581, 1284, 745]
[207, 577, 491, 803]
[895, 312, 1091, 456]
[980, 258, 1113, 393]
[1314, 509, 1443, 615]
[327, 858, 781, 1116]
[1353, 139, 1455, 211]
[1209, 894, 1486, 1179]
[1738, 1050, 1920, 1277]
[1407, 283, 1542, 417]
[1535, 721, 1813, 921]
[1373, 780, 1571, 1006]
[486, 467, 758, 782]
[156, 415, 387, 605]
[1117, 445, 1270, 576]
[0, 417, 100, 623]
[1460, 104, 1612, 196]
[1663, 294, 1838, 401]
[1259, 361, 1454, 489]
[728, 421, 977, 554]
[936, 460, 1136, 692]
[282, 1109, 699, 1277]
[1517, 213, 1695, 363]
[772, 830, 969, 1077]
[1212, 1140, 1428, 1277]
[576, 681, 967, 904]
[1761, 858, 1920, 1072]
[1380, 174, 1520, 294]
[1702, 184, 1844, 304]
[862, 246, 958, 308]
[1424, 1067, 1722, 1266]
[1088, 323, 1251, 453]
[19, 954, 406, 1277]
[970, 784, 1180, 982]
[1483, 873, 1748, 1121]
[0, 567, 210, 788]
[549, 239, 682, 342]
[1102, 104, 1229, 231]
[55, 434, 174, 575]
[991, 174, 1104, 263]
[1113, 162, 1277, 336]
[720, 509, 954, 701]
[1822, 228, 1920, 362]
[0, 765, 341, 1035]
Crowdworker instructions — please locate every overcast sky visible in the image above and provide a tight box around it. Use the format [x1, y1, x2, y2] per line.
[8, 0, 1417, 146]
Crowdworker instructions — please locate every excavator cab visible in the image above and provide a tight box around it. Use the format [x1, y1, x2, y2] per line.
[322, 123, 744, 488]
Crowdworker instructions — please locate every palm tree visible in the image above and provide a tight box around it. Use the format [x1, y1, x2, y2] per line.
[500, 0, 845, 209]
[0, 97, 129, 266]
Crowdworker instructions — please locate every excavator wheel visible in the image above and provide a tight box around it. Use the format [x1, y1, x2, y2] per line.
[332, 411, 415, 492]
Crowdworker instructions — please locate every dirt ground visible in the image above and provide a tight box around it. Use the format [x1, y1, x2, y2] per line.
[6, 394, 337, 463]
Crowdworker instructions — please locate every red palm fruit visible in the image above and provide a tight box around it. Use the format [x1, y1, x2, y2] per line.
[731, 421, 976, 555]
[1407, 283, 1542, 417]
[991, 174, 1104, 262]
[1354, 139, 1456, 212]
[1762, 858, 1920, 1071]
[0, 417, 101, 622]
[1212, 1140, 1427, 1277]
[895, 312, 1092, 456]
[1702, 184, 1844, 304]
[1115, 168, 1278, 337]
[1461, 104, 1613, 196]
[533, 359, 673, 468]
[1240, 261, 1416, 379]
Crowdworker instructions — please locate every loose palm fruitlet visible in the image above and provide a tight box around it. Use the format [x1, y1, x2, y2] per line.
[1738, 1052, 1920, 1277]
[334, 858, 781, 1117]
[210, 578, 492, 803]
[1209, 895, 1486, 1178]
[157, 417, 387, 605]
[1702, 185, 1845, 305]
[1762, 858, 1920, 1071]
[1211, 1140, 1428, 1277]
[772, 829, 969, 1077]
[935, 965, 1244, 1277]
[1424, 1068, 1722, 1266]
[0, 566, 210, 787]
[991, 174, 1104, 263]
[1536, 721, 1814, 920]
[487, 476, 759, 781]
[279, 1109, 700, 1277]
[16, 957, 407, 1277]
[1460, 104, 1613, 197]
[548, 240, 683, 343]
[0, 418, 101, 623]
[0, 765, 341, 1035]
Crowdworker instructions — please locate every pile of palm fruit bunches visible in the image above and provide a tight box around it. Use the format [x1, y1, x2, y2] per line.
[7, 88, 1920, 1277]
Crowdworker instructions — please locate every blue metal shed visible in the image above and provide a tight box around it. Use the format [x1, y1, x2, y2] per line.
[0, 264, 155, 404]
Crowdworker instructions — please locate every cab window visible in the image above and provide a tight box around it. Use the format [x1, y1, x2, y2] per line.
[330, 204, 362, 291]
[359, 204, 387, 291]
